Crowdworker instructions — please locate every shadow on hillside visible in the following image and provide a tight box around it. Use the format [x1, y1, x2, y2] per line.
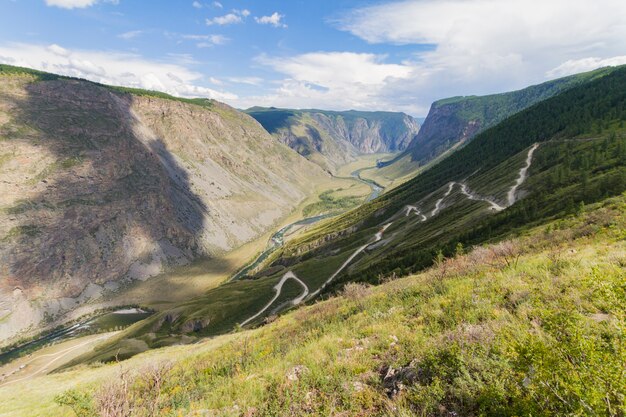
[3, 78, 234, 304]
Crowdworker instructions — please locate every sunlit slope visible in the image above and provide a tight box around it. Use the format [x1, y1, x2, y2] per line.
[0, 64, 329, 344]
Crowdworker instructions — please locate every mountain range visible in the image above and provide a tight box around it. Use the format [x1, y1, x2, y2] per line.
[366, 66, 618, 187]
[32, 64, 624, 366]
[0, 63, 624, 416]
[245, 107, 420, 173]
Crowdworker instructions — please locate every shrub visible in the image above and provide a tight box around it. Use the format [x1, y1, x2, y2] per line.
[54, 389, 95, 417]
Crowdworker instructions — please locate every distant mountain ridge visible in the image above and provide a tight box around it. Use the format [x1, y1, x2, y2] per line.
[369, 66, 619, 186]
[245, 107, 420, 172]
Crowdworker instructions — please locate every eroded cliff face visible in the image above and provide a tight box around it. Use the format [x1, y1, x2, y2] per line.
[272, 119, 357, 173]
[407, 102, 482, 164]
[310, 112, 419, 154]
[246, 108, 421, 173]
[0, 74, 327, 343]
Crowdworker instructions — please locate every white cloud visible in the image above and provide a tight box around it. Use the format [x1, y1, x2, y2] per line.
[208, 76, 222, 85]
[118, 30, 143, 40]
[547, 56, 626, 78]
[45, 0, 97, 8]
[206, 13, 241, 26]
[258, 52, 411, 88]
[0, 42, 237, 102]
[320, 0, 626, 114]
[45, 0, 117, 9]
[226, 76, 264, 86]
[47, 43, 70, 57]
[255, 12, 287, 28]
[231, 52, 416, 112]
[192, 1, 224, 10]
[165, 53, 198, 66]
[206, 9, 249, 26]
[336, 0, 626, 48]
[206, 34, 228, 45]
[181, 34, 229, 47]
[180, 34, 207, 40]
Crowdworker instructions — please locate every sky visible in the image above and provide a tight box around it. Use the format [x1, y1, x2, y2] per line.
[1, 0, 626, 116]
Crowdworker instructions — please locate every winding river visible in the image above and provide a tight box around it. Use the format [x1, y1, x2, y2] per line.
[350, 168, 384, 201]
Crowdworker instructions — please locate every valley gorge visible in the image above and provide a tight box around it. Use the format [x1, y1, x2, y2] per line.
[0, 70, 328, 345]
[0, 59, 624, 417]
[246, 108, 420, 172]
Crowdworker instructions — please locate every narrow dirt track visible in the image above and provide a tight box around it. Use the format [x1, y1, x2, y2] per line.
[0, 333, 113, 388]
[507, 143, 540, 205]
[240, 271, 310, 326]
[241, 223, 392, 326]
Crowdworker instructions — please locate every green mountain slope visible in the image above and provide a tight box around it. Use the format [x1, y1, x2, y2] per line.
[364, 66, 619, 188]
[68, 67, 626, 364]
[12, 195, 623, 416]
[311, 66, 626, 226]
[245, 107, 420, 172]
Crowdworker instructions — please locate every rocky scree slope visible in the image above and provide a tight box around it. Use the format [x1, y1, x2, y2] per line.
[246, 108, 420, 172]
[0, 66, 327, 344]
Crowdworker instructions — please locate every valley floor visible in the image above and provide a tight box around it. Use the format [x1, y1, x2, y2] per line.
[359, 142, 463, 189]
[1, 195, 623, 416]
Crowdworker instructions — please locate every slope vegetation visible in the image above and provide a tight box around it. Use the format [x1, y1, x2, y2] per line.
[3, 196, 622, 416]
[66, 67, 626, 363]
[290, 65, 626, 265]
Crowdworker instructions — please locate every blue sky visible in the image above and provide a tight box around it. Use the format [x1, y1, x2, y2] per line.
[1, 0, 626, 116]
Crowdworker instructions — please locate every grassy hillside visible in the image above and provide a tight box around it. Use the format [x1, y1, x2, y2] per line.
[22, 195, 623, 416]
[291, 65, 626, 248]
[369, 66, 620, 188]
